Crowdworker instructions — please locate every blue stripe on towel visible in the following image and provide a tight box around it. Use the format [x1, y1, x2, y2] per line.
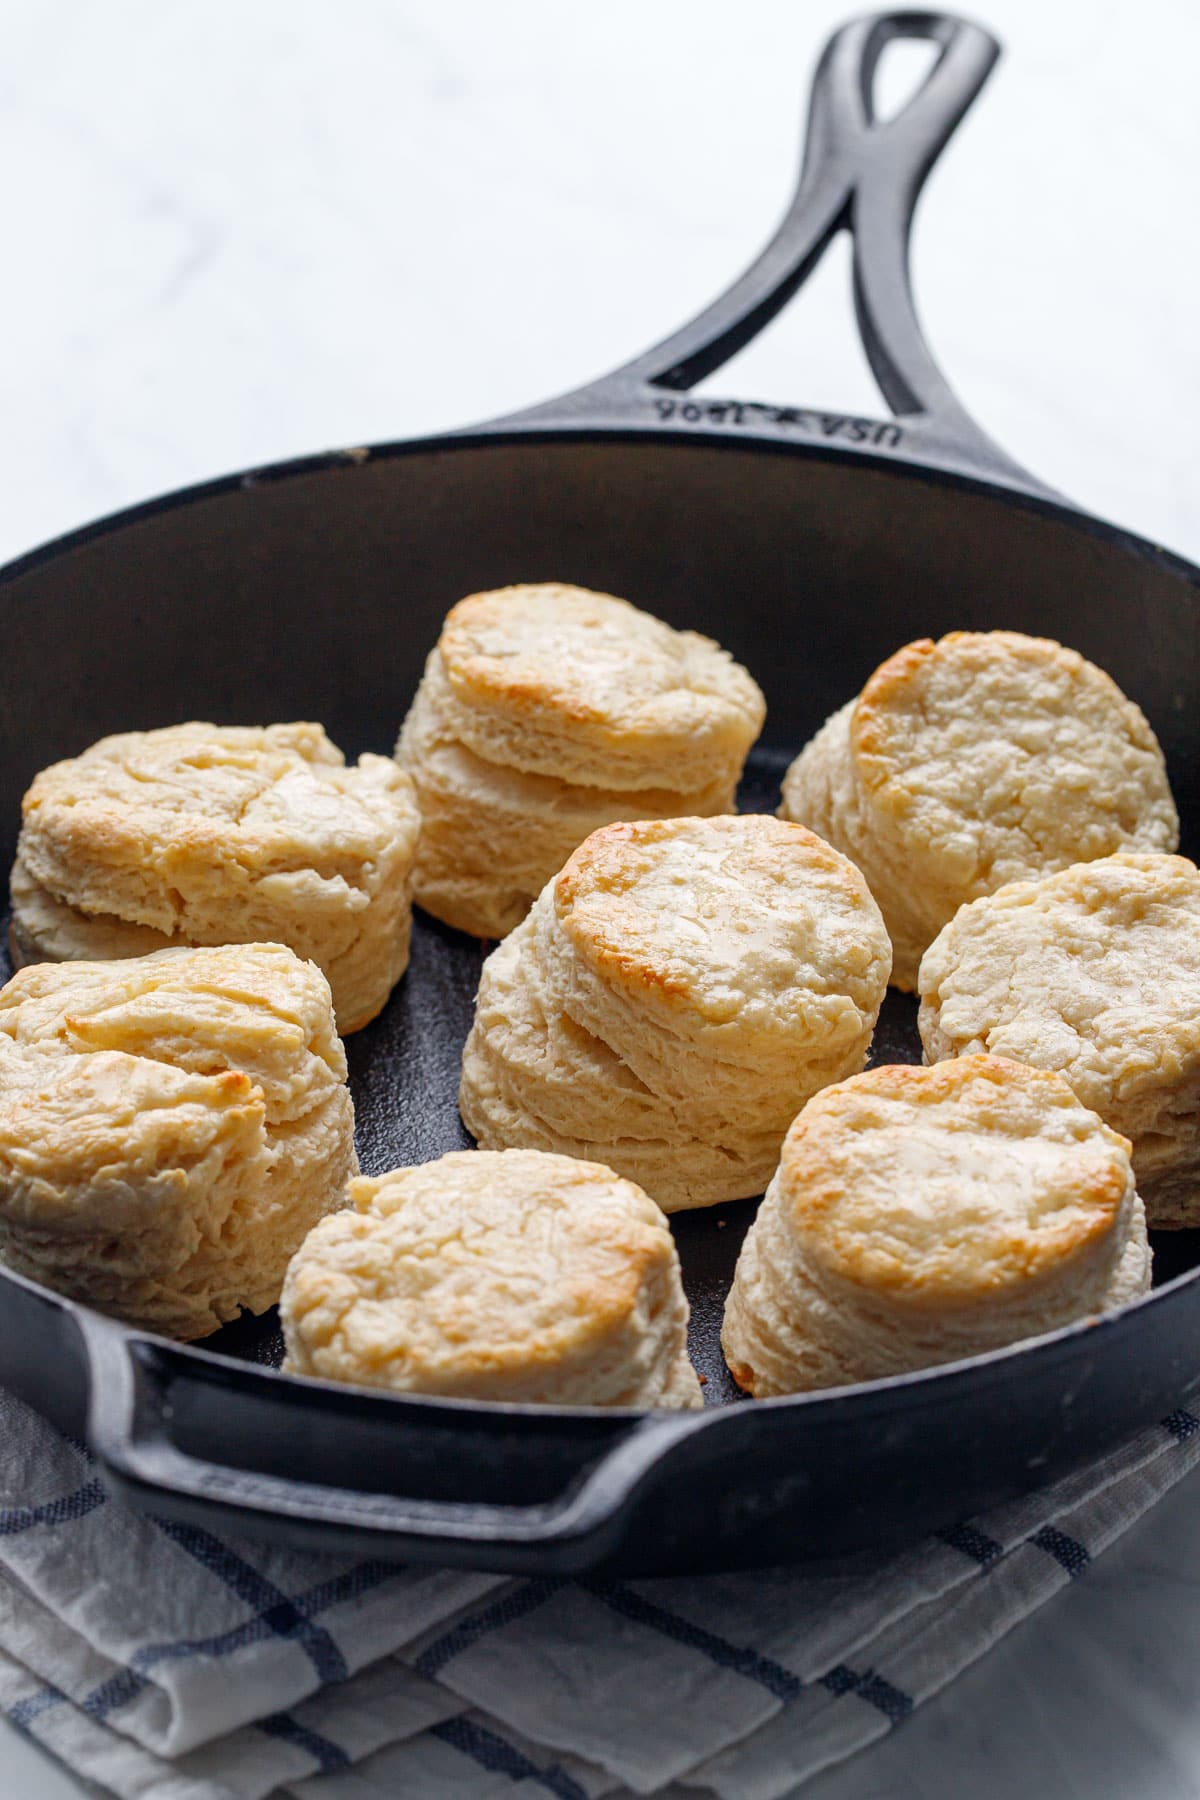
[75, 1559, 401, 1723]
[256, 1710, 351, 1771]
[1030, 1525, 1090, 1577]
[9, 1684, 69, 1731]
[416, 1580, 564, 1677]
[820, 1663, 914, 1721]
[129, 1558, 400, 1678]
[937, 1522, 1005, 1569]
[151, 1519, 349, 1682]
[0, 1479, 106, 1536]
[80, 1669, 148, 1719]
[580, 1580, 803, 1704]
[431, 1716, 587, 1799]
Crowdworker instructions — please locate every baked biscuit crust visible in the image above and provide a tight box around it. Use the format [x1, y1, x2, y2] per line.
[435, 584, 765, 791]
[397, 655, 735, 938]
[780, 632, 1178, 990]
[459, 910, 784, 1209]
[539, 816, 891, 1108]
[721, 1055, 1150, 1396]
[0, 944, 357, 1338]
[459, 815, 891, 1210]
[280, 1148, 702, 1408]
[12, 722, 421, 1032]
[395, 586, 765, 939]
[919, 851, 1200, 1226]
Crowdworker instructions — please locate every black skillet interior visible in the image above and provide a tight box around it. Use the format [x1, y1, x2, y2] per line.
[2, 11, 1200, 1574]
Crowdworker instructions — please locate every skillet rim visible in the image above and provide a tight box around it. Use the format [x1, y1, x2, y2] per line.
[3, 417, 1198, 602]
[1, 415, 1198, 1437]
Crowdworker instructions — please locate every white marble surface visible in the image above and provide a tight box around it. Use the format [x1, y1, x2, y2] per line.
[1, 1, 1199, 1794]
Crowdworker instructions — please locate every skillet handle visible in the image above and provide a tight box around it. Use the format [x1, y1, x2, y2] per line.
[80, 1314, 708, 1573]
[502, 12, 1049, 498]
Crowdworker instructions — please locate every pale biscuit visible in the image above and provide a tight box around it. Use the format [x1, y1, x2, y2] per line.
[0, 944, 357, 1339]
[432, 585, 765, 790]
[780, 632, 1178, 990]
[459, 914, 783, 1209]
[722, 1056, 1150, 1396]
[9, 853, 179, 966]
[919, 852, 1200, 1227]
[396, 587, 765, 939]
[397, 664, 733, 939]
[535, 816, 891, 1114]
[280, 1148, 703, 1408]
[11, 721, 422, 1033]
[459, 816, 891, 1210]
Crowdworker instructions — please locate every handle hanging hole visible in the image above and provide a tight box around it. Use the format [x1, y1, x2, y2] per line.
[690, 234, 889, 420]
[868, 36, 943, 124]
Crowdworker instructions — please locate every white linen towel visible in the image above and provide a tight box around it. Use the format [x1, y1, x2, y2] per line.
[1, 1385, 1198, 1799]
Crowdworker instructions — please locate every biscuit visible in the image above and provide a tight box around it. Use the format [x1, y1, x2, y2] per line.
[780, 632, 1178, 989]
[432, 586, 765, 790]
[397, 665, 734, 939]
[8, 853, 177, 966]
[396, 586, 765, 938]
[919, 852, 1200, 1227]
[459, 816, 891, 1210]
[280, 1148, 703, 1407]
[721, 1056, 1150, 1396]
[11, 722, 422, 1033]
[0, 944, 357, 1339]
[459, 914, 782, 1210]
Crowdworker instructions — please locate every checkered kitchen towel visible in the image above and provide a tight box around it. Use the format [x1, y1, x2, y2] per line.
[2, 1388, 1199, 1800]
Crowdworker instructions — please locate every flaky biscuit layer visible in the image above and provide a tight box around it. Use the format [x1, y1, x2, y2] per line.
[722, 1056, 1150, 1396]
[781, 633, 1178, 989]
[459, 816, 890, 1210]
[280, 1149, 702, 1407]
[919, 852, 1200, 1225]
[0, 945, 357, 1338]
[13, 722, 421, 1032]
[459, 917, 784, 1209]
[434, 584, 765, 791]
[537, 816, 891, 1110]
[396, 657, 733, 938]
[395, 587, 763, 941]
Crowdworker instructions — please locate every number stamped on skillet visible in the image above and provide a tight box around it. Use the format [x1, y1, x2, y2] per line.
[651, 395, 903, 448]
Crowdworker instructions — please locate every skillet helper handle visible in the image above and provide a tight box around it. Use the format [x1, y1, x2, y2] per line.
[513, 12, 1046, 496]
[81, 1315, 705, 1572]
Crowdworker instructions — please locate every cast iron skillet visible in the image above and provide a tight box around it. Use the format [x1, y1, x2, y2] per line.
[1, 12, 1198, 1577]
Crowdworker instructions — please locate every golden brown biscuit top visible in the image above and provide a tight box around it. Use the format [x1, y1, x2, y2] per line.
[917, 852, 1200, 1104]
[0, 943, 345, 1123]
[18, 722, 420, 937]
[281, 1149, 677, 1386]
[76, 721, 344, 772]
[851, 631, 1177, 886]
[780, 1056, 1134, 1307]
[436, 584, 765, 780]
[552, 815, 891, 1033]
[0, 1050, 266, 1235]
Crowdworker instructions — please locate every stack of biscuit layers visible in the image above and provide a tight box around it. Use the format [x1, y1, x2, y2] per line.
[396, 584, 766, 938]
[721, 1056, 1151, 1397]
[0, 944, 357, 1340]
[10, 722, 422, 1034]
[780, 631, 1179, 990]
[919, 851, 1200, 1228]
[460, 814, 892, 1211]
[281, 1149, 703, 1408]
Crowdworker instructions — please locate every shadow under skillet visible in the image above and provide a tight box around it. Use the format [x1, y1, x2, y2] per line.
[3, 744, 1198, 1404]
